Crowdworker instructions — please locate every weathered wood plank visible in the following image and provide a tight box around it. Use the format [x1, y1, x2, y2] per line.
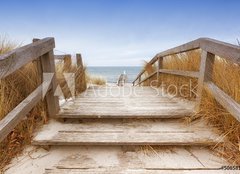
[157, 57, 163, 86]
[205, 82, 240, 122]
[52, 146, 226, 170]
[45, 169, 233, 174]
[58, 109, 193, 119]
[76, 53, 83, 67]
[33, 119, 222, 146]
[40, 51, 60, 117]
[136, 71, 157, 86]
[149, 38, 240, 66]
[0, 38, 55, 79]
[54, 54, 71, 60]
[0, 81, 51, 142]
[133, 37, 240, 84]
[200, 38, 240, 64]
[159, 69, 199, 78]
[57, 86, 194, 119]
[195, 51, 215, 111]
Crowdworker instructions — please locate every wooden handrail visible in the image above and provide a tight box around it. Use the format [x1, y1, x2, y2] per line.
[0, 80, 52, 142]
[133, 37, 240, 85]
[0, 38, 55, 79]
[205, 82, 240, 122]
[0, 38, 59, 142]
[133, 38, 240, 122]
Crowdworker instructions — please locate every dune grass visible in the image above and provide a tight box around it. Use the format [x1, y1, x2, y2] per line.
[0, 38, 46, 171]
[56, 58, 87, 99]
[144, 49, 240, 164]
[0, 38, 87, 171]
[86, 73, 106, 85]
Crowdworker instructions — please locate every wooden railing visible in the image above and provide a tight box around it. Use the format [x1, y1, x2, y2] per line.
[0, 38, 59, 142]
[54, 53, 84, 68]
[133, 38, 240, 121]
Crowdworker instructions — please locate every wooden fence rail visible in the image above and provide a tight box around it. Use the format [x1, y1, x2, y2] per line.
[133, 37, 240, 122]
[0, 38, 59, 142]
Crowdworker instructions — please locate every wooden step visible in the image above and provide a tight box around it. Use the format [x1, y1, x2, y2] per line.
[45, 169, 234, 174]
[58, 109, 193, 119]
[58, 86, 194, 119]
[44, 146, 228, 174]
[33, 119, 223, 146]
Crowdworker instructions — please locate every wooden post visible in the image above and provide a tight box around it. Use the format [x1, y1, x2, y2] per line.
[76, 53, 86, 93]
[33, 38, 59, 117]
[63, 55, 72, 70]
[41, 50, 60, 117]
[76, 53, 83, 68]
[32, 39, 43, 85]
[157, 57, 163, 87]
[195, 50, 215, 111]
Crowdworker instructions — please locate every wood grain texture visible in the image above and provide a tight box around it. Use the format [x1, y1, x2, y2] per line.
[159, 69, 199, 78]
[133, 37, 240, 86]
[45, 169, 235, 174]
[41, 51, 60, 117]
[32, 119, 223, 146]
[43, 146, 228, 173]
[0, 81, 51, 142]
[58, 86, 194, 119]
[0, 37, 55, 79]
[135, 71, 157, 86]
[54, 54, 71, 60]
[195, 50, 210, 111]
[205, 82, 240, 122]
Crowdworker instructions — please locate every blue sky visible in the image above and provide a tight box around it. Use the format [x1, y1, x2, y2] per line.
[0, 0, 240, 66]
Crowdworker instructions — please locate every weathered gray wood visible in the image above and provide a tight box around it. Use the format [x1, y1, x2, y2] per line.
[42, 145, 227, 174]
[157, 57, 163, 86]
[153, 38, 202, 63]
[33, 119, 222, 146]
[136, 71, 157, 86]
[45, 169, 231, 174]
[58, 109, 193, 119]
[200, 38, 240, 64]
[76, 53, 86, 90]
[0, 81, 51, 142]
[195, 51, 215, 111]
[0, 38, 55, 79]
[205, 82, 240, 122]
[76, 53, 83, 67]
[40, 50, 60, 117]
[32, 38, 43, 82]
[54, 54, 71, 60]
[159, 69, 199, 78]
[57, 86, 194, 119]
[55, 54, 72, 68]
[203, 52, 215, 82]
[133, 37, 240, 84]
[151, 38, 239, 65]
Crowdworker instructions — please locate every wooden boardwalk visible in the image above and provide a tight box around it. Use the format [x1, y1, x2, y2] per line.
[32, 86, 227, 173]
[2, 37, 240, 173]
[58, 86, 194, 118]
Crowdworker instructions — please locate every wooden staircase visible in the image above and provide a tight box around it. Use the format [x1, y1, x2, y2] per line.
[32, 86, 226, 173]
[2, 37, 239, 173]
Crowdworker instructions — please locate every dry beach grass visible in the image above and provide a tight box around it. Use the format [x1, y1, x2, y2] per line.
[0, 38, 87, 171]
[144, 49, 240, 164]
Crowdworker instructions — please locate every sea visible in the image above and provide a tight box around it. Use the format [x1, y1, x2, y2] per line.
[86, 66, 142, 83]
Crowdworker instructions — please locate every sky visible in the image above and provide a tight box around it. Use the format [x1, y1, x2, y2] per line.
[0, 0, 240, 66]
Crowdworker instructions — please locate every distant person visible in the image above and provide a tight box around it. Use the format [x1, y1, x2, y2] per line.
[117, 71, 127, 86]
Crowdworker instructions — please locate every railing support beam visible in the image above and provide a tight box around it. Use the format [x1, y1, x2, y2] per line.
[195, 50, 215, 111]
[157, 57, 163, 87]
